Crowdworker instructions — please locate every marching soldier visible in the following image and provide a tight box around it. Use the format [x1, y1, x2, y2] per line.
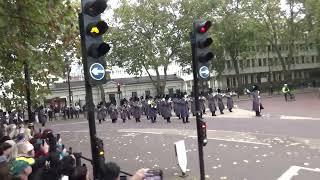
[199, 92, 206, 115]
[179, 94, 190, 123]
[148, 97, 157, 123]
[162, 95, 172, 123]
[226, 88, 234, 112]
[119, 99, 127, 123]
[190, 94, 196, 117]
[252, 85, 263, 117]
[132, 97, 142, 123]
[97, 104, 105, 124]
[216, 89, 225, 114]
[109, 103, 118, 123]
[208, 88, 217, 116]
[172, 94, 181, 119]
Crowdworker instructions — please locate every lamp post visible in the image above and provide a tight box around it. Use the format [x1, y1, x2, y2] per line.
[65, 60, 73, 107]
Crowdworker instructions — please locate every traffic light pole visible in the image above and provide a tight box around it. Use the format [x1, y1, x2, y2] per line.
[190, 29, 206, 180]
[79, 13, 100, 180]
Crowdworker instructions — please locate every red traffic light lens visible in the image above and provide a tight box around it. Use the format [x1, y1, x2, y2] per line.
[202, 122, 207, 128]
[84, 0, 107, 17]
[198, 21, 212, 33]
[200, 27, 206, 33]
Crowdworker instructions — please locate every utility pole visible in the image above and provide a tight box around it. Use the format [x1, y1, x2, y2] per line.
[67, 64, 73, 107]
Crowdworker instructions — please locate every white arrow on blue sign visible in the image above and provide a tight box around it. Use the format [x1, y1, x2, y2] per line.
[199, 66, 210, 79]
[89, 63, 105, 81]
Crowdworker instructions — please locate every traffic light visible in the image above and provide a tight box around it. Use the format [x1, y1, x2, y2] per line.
[80, 0, 110, 85]
[200, 120, 208, 146]
[194, 20, 213, 80]
[95, 137, 105, 161]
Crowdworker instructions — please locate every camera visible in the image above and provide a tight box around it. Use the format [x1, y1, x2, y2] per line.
[144, 170, 163, 180]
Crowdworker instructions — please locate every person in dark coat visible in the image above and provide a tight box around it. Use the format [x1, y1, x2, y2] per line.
[172, 94, 180, 119]
[109, 104, 118, 123]
[216, 89, 225, 114]
[226, 88, 234, 112]
[148, 98, 157, 123]
[199, 92, 206, 115]
[252, 85, 262, 117]
[132, 97, 142, 123]
[119, 100, 127, 123]
[97, 104, 104, 124]
[179, 95, 189, 123]
[207, 88, 217, 116]
[38, 106, 47, 127]
[162, 96, 172, 123]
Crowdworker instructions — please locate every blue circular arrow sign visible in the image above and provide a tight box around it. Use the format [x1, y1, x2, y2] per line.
[199, 66, 210, 79]
[90, 63, 105, 81]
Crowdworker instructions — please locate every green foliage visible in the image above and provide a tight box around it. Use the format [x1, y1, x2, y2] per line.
[0, 0, 79, 110]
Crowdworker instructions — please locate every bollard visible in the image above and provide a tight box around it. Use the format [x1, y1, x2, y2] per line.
[74, 152, 82, 167]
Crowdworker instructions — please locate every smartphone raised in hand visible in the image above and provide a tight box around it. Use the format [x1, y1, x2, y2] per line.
[144, 170, 163, 180]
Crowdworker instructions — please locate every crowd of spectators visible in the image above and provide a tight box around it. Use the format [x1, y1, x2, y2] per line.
[0, 123, 149, 180]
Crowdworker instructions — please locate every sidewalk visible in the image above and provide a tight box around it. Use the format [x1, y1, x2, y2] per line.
[233, 87, 318, 102]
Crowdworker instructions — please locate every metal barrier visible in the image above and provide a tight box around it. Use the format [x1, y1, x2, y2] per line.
[69, 148, 133, 178]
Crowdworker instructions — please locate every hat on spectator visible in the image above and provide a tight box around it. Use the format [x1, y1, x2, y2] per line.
[17, 142, 34, 155]
[10, 160, 31, 176]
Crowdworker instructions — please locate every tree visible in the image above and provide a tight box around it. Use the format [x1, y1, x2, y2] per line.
[213, 0, 256, 90]
[108, 0, 224, 95]
[107, 0, 185, 95]
[243, 0, 305, 82]
[0, 0, 79, 109]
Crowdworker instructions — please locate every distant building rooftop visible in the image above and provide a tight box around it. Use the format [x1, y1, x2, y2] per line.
[51, 74, 184, 90]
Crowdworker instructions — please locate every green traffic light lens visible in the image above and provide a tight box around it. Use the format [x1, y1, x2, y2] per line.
[98, 43, 110, 56]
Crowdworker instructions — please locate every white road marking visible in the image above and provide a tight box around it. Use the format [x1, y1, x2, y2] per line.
[277, 166, 320, 180]
[51, 121, 88, 126]
[119, 129, 163, 135]
[188, 136, 270, 146]
[280, 115, 320, 120]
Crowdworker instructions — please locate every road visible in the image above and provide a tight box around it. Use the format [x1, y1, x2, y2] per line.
[45, 92, 320, 180]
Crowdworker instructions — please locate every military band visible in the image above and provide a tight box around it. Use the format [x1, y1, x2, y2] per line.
[94, 88, 244, 124]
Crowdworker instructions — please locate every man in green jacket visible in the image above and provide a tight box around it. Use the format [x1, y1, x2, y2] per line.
[282, 84, 293, 101]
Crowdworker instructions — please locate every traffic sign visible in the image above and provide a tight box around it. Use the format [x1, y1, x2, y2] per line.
[199, 66, 210, 79]
[90, 63, 105, 80]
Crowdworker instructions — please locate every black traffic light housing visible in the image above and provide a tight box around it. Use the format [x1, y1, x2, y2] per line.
[200, 120, 208, 146]
[80, 0, 110, 86]
[194, 20, 213, 80]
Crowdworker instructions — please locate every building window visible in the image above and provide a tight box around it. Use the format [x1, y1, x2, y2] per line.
[226, 61, 231, 69]
[258, 59, 262, 66]
[312, 56, 315, 63]
[239, 60, 243, 69]
[263, 58, 267, 66]
[252, 59, 255, 67]
[296, 57, 300, 64]
[317, 56, 320, 63]
[168, 88, 174, 96]
[274, 58, 278, 65]
[227, 78, 230, 87]
[145, 90, 150, 97]
[269, 58, 273, 66]
[301, 56, 305, 64]
[247, 60, 251, 67]
[132, 92, 137, 97]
